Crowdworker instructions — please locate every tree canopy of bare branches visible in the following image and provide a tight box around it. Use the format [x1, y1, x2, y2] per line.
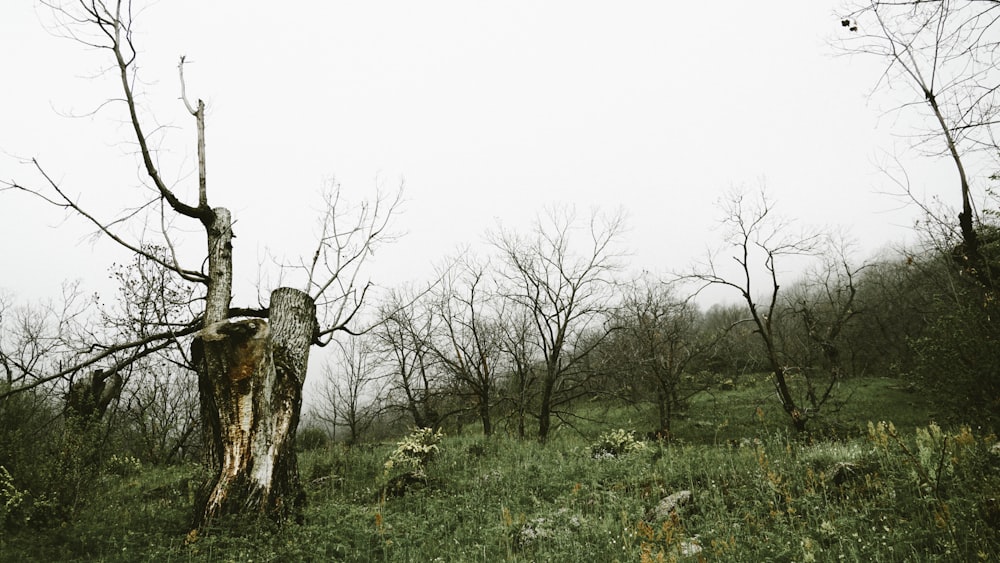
[839, 0, 1000, 291]
[690, 188, 822, 431]
[491, 206, 627, 441]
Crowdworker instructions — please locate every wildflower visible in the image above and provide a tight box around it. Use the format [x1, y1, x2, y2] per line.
[801, 537, 818, 562]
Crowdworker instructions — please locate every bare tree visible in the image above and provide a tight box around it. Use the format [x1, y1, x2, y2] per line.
[782, 236, 869, 411]
[691, 189, 820, 431]
[496, 305, 540, 439]
[491, 206, 626, 441]
[602, 277, 718, 437]
[0, 283, 94, 395]
[2, 2, 398, 527]
[117, 358, 200, 464]
[376, 290, 445, 430]
[430, 255, 506, 436]
[87, 247, 200, 463]
[0, 285, 136, 519]
[838, 0, 1000, 291]
[315, 336, 385, 445]
[0, 288, 91, 470]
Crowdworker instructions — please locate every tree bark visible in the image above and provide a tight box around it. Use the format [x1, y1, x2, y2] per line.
[537, 369, 555, 441]
[479, 393, 493, 437]
[655, 383, 668, 436]
[204, 207, 233, 325]
[192, 287, 316, 527]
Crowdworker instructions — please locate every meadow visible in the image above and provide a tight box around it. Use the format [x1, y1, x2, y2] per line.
[2, 376, 997, 562]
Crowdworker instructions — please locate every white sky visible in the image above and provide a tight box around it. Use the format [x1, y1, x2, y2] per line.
[0, 1, 974, 312]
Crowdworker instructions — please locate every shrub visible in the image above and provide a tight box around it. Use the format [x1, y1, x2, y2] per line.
[590, 429, 647, 459]
[0, 465, 27, 528]
[105, 454, 143, 477]
[383, 427, 443, 480]
[0, 464, 56, 530]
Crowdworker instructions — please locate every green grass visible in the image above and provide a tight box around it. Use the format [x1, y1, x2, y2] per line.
[2, 376, 997, 562]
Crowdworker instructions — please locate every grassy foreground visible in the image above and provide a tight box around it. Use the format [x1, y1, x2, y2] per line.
[1, 377, 998, 562]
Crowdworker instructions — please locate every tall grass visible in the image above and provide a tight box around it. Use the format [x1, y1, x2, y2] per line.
[1, 377, 997, 562]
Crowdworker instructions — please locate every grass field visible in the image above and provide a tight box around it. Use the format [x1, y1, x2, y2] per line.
[1, 377, 997, 562]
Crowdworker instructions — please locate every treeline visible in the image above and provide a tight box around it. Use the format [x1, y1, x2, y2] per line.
[309, 205, 1000, 445]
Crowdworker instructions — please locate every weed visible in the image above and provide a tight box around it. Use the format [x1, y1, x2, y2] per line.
[590, 428, 647, 459]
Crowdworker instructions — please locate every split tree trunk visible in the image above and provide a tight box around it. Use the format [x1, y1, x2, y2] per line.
[192, 287, 316, 527]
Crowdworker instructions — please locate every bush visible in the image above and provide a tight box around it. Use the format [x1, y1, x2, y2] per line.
[0, 464, 56, 530]
[105, 454, 143, 477]
[383, 427, 443, 480]
[0, 465, 27, 528]
[590, 428, 647, 459]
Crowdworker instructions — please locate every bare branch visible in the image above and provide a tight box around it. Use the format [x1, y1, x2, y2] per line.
[293, 180, 405, 335]
[0, 319, 201, 400]
[3, 159, 208, 284]
[837, 0, 1000, 288]
[178, 56, 208, 209]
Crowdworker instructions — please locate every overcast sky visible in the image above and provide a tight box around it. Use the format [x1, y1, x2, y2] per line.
[0, 1, 969, 311]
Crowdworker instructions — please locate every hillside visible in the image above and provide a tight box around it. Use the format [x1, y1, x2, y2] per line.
[2, 377, 997, 562]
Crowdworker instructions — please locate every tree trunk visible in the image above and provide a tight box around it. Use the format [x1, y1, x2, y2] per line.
[655, 382, 668, 436]
[479, 392, 492, 437]
[537, 372, 555, 441]
[925, 92, 996, 292]
[758, 315, 808, 432]
[515, 370, 528, 439]
[402, 371, 428, 429]
[773, 368, 806, 432]
[192, 287, 316, 527]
